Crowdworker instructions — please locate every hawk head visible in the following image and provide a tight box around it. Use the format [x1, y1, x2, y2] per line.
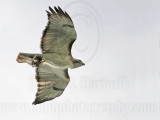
[73, 59, 85, 68]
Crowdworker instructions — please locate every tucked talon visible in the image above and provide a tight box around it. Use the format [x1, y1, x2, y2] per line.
[32, 56, 43, 67]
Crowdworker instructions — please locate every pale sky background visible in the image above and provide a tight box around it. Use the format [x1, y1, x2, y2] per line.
[0, 0, 160, 120]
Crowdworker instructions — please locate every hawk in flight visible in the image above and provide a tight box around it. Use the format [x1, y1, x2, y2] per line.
[16, 6, 85, 105]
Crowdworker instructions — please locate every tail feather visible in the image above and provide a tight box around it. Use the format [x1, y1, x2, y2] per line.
[17, 53, 32, 64]
[16, 53, 42, 66]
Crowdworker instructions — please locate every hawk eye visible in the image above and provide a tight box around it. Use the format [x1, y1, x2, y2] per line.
[78, 60, 81, 62]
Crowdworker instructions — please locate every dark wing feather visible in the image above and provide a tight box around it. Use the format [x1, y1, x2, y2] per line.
[32, 63, 70, 105]
[40, 6, 77, 55]
[49, 6, 56, 15]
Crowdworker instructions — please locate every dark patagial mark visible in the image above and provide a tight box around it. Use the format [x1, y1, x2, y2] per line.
[53, 87, 64, 91]
[63, 24, 74, 28]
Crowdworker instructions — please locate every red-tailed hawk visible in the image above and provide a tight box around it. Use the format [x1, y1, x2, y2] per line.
[16, 6, 85, 105]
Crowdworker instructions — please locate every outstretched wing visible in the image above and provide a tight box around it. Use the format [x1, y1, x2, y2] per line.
[40, 6, 77, 55]
[32, 63, 70, 105]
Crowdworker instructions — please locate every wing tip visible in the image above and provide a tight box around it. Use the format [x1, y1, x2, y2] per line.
[47, 6, 73, 22]
[64, 11, 73, 22]
[49, 6, 56, 15]
[32, 101, 37, 105]
[54, 6, 59, 13]
[45, 10, 51, 17]
[32, 99, 42, 105]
